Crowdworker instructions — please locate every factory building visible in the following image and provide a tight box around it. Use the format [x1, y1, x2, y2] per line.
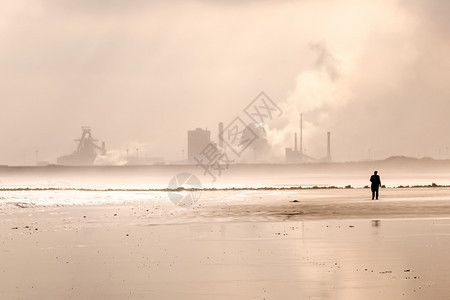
[285, 113, 332, 163]
[57, 127, 106, 166]
[285, 132, 301, 163]
[187, 128, 211, 162]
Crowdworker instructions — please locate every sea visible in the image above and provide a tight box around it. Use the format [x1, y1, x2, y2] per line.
[1, 161, 450, 206]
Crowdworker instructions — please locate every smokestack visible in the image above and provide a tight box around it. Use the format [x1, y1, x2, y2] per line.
[300, 114, 303, 161]
[327, 132, 331, 161]
[218, 122, 224, 148]
[294, 133, 297, 151]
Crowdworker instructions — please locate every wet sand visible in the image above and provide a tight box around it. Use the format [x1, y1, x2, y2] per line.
[1, 187, 450, 299]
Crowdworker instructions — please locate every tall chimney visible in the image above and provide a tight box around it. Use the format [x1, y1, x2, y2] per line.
[294, 133, 297, 152]
[300, 114, 303, 161]
[327, 132, 331, 161]
[218, 122, 224, 148]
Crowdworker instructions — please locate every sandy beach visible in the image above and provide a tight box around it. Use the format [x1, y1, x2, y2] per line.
[1, 187, 450, 299]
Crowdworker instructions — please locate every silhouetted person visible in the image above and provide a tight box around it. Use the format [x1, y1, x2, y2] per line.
[370, 171, 381, 200]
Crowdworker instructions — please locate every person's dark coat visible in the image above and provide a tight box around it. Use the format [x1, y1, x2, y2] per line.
[370, 175, 381, 191]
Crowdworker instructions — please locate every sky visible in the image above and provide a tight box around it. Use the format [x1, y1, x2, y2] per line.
[1, 0, 449, 165]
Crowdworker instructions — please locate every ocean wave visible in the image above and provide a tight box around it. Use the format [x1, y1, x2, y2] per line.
[0, 183, 447, 192]
[0, 186, 309, 192]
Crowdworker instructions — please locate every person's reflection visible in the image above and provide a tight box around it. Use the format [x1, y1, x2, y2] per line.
[371, 220, 381, 237]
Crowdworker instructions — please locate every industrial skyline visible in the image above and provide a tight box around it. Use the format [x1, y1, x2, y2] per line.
[12, 120, 450, 166]
[1, 1, 450, 165]
[25, 120, 448, 167]
[32, 118, 334, 166]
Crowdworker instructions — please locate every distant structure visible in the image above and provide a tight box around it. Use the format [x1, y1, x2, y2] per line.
[285, 133, 301, 163]
[299, 113, 303, 161]
[34, 150, 50, 166]
[326, 131, 332, 162]
[57, 127, 106, 166]
[285, 114, 303, 163]
[187, 128, 211, 162]
[285, 114, 330, 163]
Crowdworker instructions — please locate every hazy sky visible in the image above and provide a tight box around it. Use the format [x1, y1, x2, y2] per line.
[1, 0, 449, 165]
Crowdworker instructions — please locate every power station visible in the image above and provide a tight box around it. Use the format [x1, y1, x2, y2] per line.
[55, 117, 331, 166]
[57, 127, 106, 166]
[187, 128, 211, 162]
[285, 114, 332, 163]
[187, 116, 332, 164]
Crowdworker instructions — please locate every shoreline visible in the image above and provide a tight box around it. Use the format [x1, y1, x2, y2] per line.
[2, 187, 450, 223]
[0, 182, 449, 192]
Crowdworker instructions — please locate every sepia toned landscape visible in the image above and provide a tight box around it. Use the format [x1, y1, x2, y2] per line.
[1, 0, 450, 299]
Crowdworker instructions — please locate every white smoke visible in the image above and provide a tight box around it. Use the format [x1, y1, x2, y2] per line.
[94, 140, 154, 165]
[238, 122, 271, 162]
[260, 43, 353, 161]
[94, 150, 127, 166]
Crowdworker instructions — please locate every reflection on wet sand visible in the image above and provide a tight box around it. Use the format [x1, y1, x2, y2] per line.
[1, 201, 449, 299]
[1, 187, 450, 299]
[372, 219, 380, 227]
